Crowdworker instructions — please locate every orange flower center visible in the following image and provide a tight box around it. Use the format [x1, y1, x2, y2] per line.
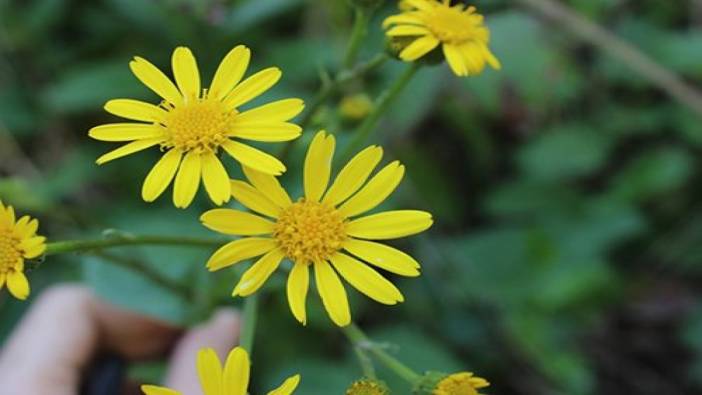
[161, 98, 236, 154]
[273, 199, 347, 264]
[0, 227, 22, 273]
[424, 5, 488, 45]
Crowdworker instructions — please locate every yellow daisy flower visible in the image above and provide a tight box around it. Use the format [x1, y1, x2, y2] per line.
[90, 45, 304, 208]
[141, 347, 300, 395]
[384, 0, 501, 77]
[433, 372, 489, 395]
[201, 131, 433, 327]
[0, 201, 46, 300]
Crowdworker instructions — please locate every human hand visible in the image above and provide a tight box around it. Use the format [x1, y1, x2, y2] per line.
[0, 285, 240, 395]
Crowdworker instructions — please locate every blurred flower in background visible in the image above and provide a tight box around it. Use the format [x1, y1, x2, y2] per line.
[0, 201, 45, 300]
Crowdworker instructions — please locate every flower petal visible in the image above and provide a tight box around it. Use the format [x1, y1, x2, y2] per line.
[386, 25, 430, 36]
[314, 260, 350, 327]
[201, 209, 275, 236]
[104, 99, 167, 122]
[13, 216, 38, 239]
[338, 161, 404, 218]
[343, 239, 420, 277]
[399, 35, 440, 61]
[142, 149, 182, 202]
[172, 46, 201, 100]
[443, 44, 468, 77]
[233, 248, 285, 296]
[323, 145, 383, 206]
[267, 375, 301, 395]
[242, 166, 292, 208]
[210, 45, 251, 100]
[330, 253, 404, 305]
[89, 123, 163, 142]
[222, 140, 286, 175]
[197, 348, 223, 395]
[207, 237, 277, 271]
[201, 153, 231, 206]
[234, 98, 305, 123]
[173, 151, 202, 208]
[346, 210, 433, 240]
[230, 180, 282, 218]
[129, 56, 182, 105]
[287, 262, 309, 325]
[223, 67, 282, 109]
[228, 122, 301, 142]
[7, 271, 30, 300]
[382, 14, 423, 28]
[304, 131, 335, 202]
[96, 138, 163, 165]
[223, 347, 250, 395]
[141, 385, 182, 395]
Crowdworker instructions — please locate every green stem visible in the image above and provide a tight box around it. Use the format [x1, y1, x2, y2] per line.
[342, 322, 421, 384]
[352, 346, 377, 379]
[239, 293, 259, 353]
[45, 235, 224, 256]
[343, 7, 369, 69]
[340, 63, 420, 162]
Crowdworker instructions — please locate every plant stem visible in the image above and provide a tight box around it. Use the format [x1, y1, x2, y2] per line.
[45, 235, 224, 256]
[342, 322, 421, 384]
[340, 63, 420, 162]
[239, 293, 259, 353]
[343, 7, 369, 69]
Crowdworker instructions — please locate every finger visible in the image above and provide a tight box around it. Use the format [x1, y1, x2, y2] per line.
[162, 309, 240, 394]
[0, 285, 180, 395]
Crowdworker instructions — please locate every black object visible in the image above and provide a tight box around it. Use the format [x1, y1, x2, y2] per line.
[79, 354, 126, 395]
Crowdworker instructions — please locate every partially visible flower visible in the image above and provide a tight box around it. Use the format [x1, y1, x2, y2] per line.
[346, 378, 390, 394]
[384, 0, 500, 77]
[0, 201, 45, 300]
[201, 131, 433, 327]
[141, 347, 300, 395]
[339, 93, 374, 121]
[90, 45, 304, 208]
[414, 371, 489, 395]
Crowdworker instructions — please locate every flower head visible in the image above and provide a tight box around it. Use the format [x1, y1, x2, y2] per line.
[90, 45, 304, 208]
[433, 372, 489, 395]
[201, 131, 433, 326]
[346, 378, 390, 395]
[0, 201, 45, 300]
[384, 0, 500, 77]
[141, 347, 300, 395]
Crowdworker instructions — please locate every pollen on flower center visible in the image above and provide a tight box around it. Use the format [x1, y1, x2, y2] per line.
[0, 227, 22, 273]
[161, 98, 235, 153]
[273, 199, 347, 264]
[426, 6, 485, 44]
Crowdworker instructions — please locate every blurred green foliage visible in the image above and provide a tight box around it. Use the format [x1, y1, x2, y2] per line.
[1, 0, 702, 394]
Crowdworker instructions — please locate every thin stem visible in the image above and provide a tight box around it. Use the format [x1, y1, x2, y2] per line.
[239, 293, 259, 353]
[45, 235, 224, 256]
[352, 346, 377, 379]
[342, 322, 421, 384]
[343, 7, 369, 69]
[340, 63, 420, 163]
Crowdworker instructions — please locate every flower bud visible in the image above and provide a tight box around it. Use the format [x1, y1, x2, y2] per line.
[346, 378, 391, 395]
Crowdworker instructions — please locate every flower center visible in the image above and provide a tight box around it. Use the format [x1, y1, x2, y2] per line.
[0, 227, 22, 273]
[425, 5, 487, 45]
[273, 199, 347, 264]
[346, 380, 389, 395]
[161, 98, 235, 154]
[433, 373, 479, 395]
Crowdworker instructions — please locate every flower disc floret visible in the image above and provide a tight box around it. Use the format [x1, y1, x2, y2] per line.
[161, 99, 235, 153]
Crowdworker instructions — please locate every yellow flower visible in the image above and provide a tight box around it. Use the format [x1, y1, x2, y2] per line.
[433, 372, 489, 395]
[201, 131, 433, 326]
[346, 379, 390, 394]
[90, 45, 304, 208]
[141, 347, 300, 395]
[384, 0, 501, 77]
[339, 94, 374, 121]
[0, 201, 46, 300]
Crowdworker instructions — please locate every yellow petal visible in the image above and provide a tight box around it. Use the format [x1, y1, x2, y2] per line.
[201, 153, 231, 206]
[232, 248, 285, 296]
[343, 239, 420, 277]
[228, 122, 301, 142]
[209, 45, 251, 100]
[386, 25, 430, 36]
[23, 243, 46, 259]
[267, 375, 301, 395]
[7, 271, 30, 300]
[172, 46, 201, 100]
[323, 145, 383, 206]
[338, 161, 404, 218]
[96, 138, 163, 165]
[242, 166, 292, 208]
[207, 237, 277, 271]
[329, 253, 404, 305]
[197, 348, 223, 395]
[443, 44, 468, 77]
[0, 202, 14, 226]
[200, 209, 275, 236]
[104, 99, 167, 122]
[403, 0, 435, 11]
[13, 216, 38, 239]
[129, 56, 182, 105]
[230, 180, 282, 218]
[304, 131, 335, 202]
[223, 347, 250, 395]
[223, 67, 282, 109]
[382, 14, 423, 28]
[314, 260, 350, 327]
[173, 151, 202, 209]
[0, 272, 5, 289]
[142, 149, 182, 202]
[19, 236, 46, 254]
[235, 98, 305, 123]
[346, 210, 433, 240]
[221, 140, 286, 175]
[399, 35, 440, 61]
[287, 262, 309, 325]
[140, 385, 182, 395]
[89, 123, 163, 142]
